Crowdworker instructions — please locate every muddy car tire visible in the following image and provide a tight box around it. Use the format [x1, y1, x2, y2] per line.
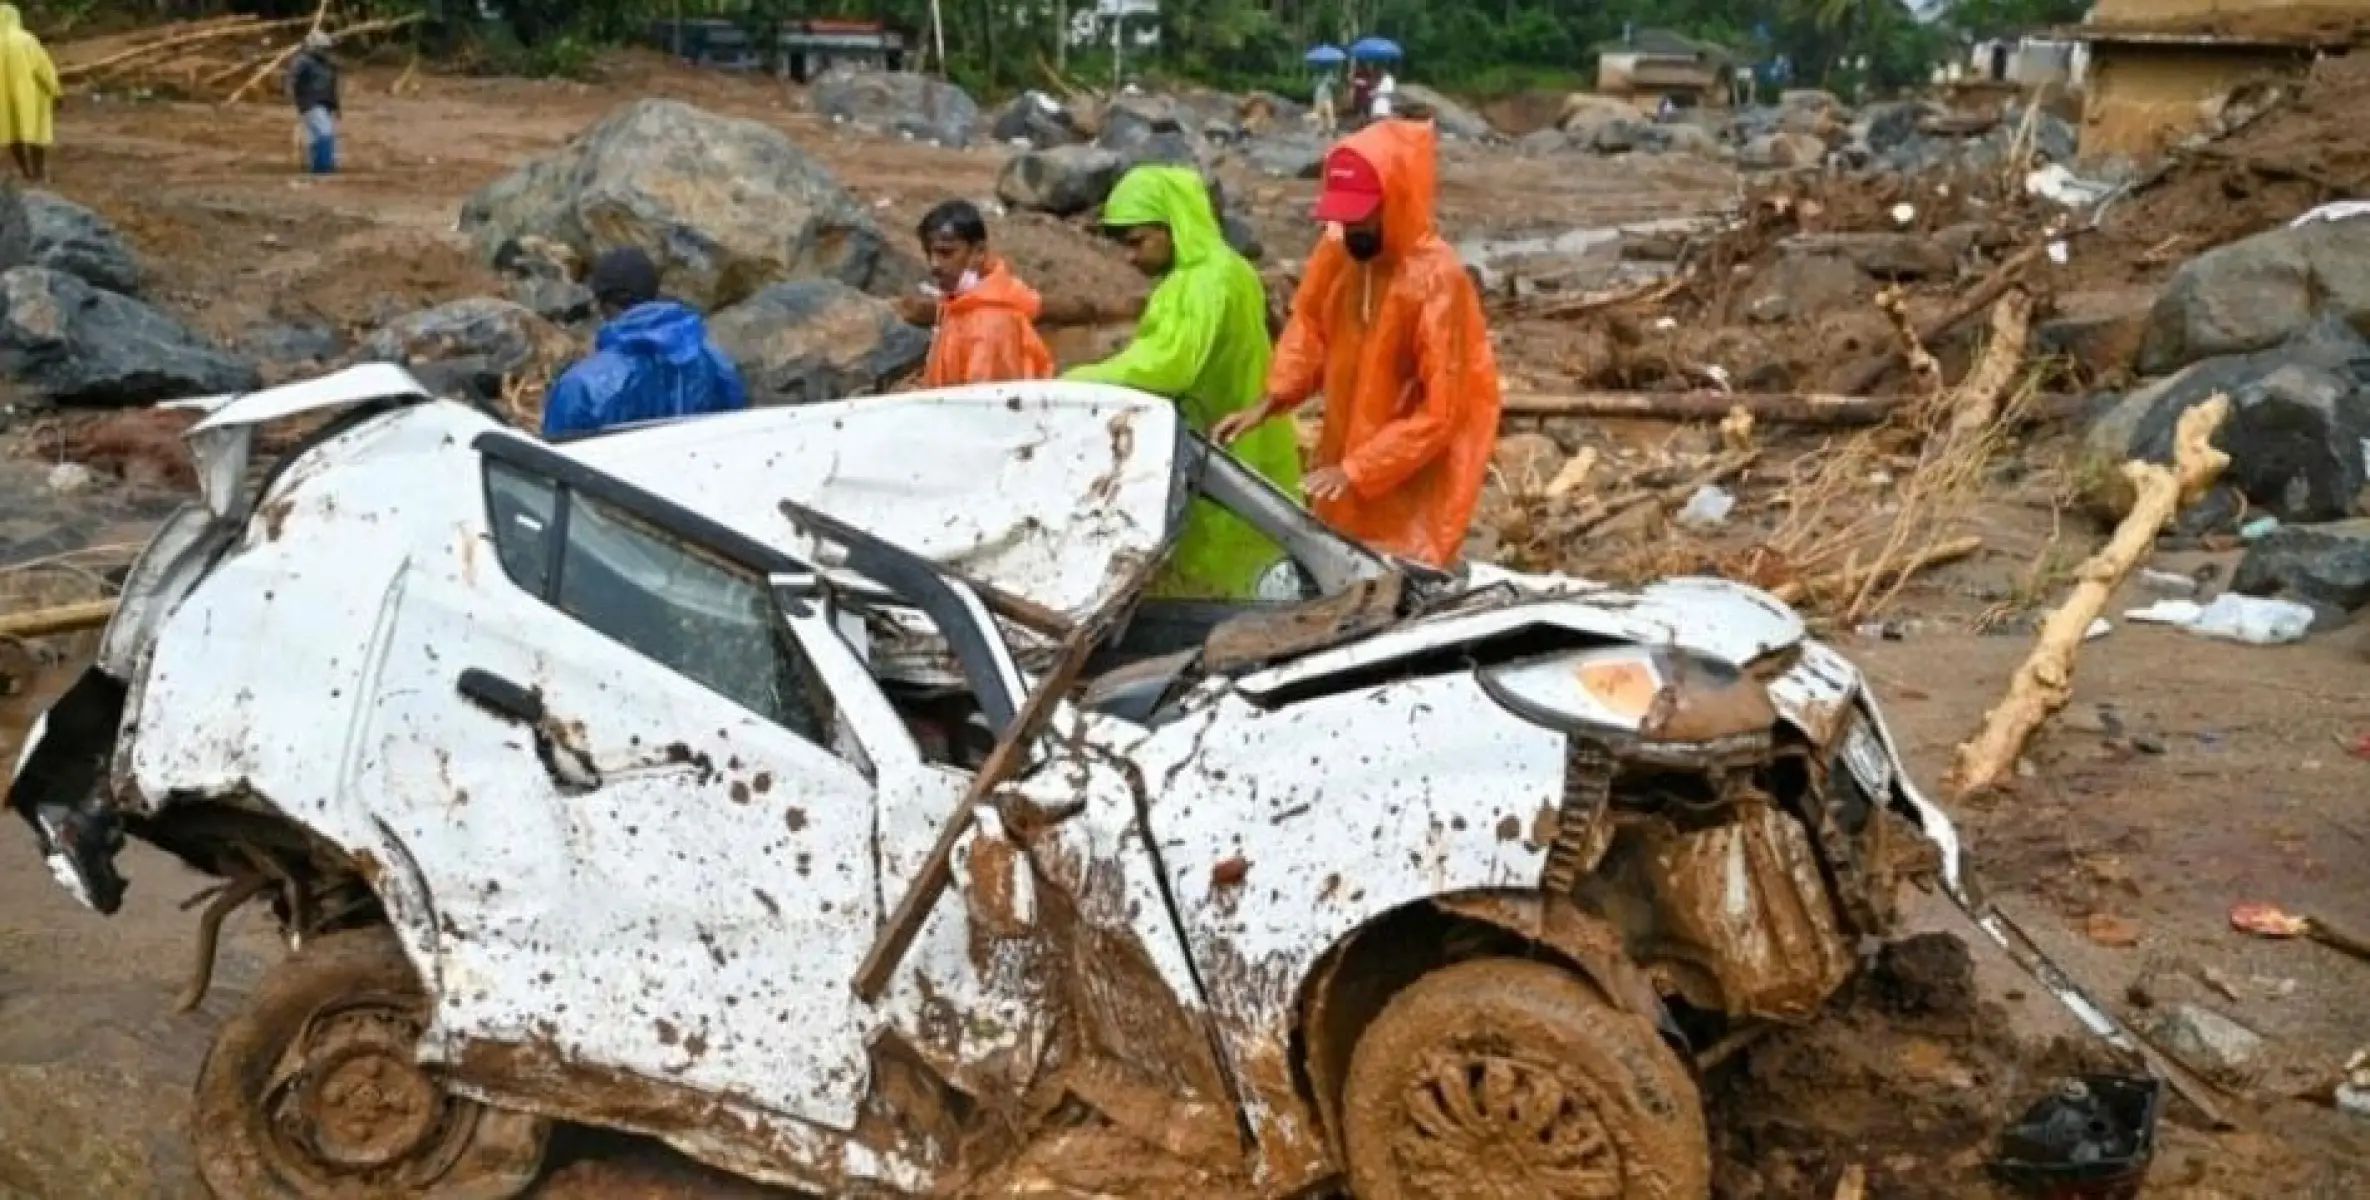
[190, 926, 550, 1200]
[1339, 957, 1709, 1200]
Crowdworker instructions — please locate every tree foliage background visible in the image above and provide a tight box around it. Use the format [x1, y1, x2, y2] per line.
[24, 0, 2091, 97]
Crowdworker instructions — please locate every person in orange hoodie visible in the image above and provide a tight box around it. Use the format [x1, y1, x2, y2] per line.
[1213, 118, 1502, 568]
[900, 199, 1055, 387]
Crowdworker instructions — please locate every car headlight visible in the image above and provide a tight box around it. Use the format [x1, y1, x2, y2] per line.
[1478, 645, 1779, 754]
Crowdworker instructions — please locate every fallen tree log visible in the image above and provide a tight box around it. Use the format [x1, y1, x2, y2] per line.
[1948, 288, 2034, 434]
[0, 599, 117, 640]
[1504, 389, 1901, 426]
[1948, 395, 2231, 797]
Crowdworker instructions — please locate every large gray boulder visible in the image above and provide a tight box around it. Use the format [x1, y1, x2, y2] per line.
[2138, 215, 2370, 375]
[996, 145, 1126, 217]
[1395, 84, 1492, 140]
[2233, 519, 2370, 614]
[457, 99, 915, 312]
[361, 297, 573, 401]
[811, 67, 981, 148]
[2084, 318, 2370, 524]
[23, 192, 140, 296]
[0, 267, 255, 405]
[990, 90, 1083, 148]
[1239, 131, 1327, 179]
[707, 280, 928, 406]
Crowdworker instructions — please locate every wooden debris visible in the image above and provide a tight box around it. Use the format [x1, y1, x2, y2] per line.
[1949, 395, 2232, 797]
[1503, 389, 1901, 426]
[1948, 289, 2035, 434]
[0, 599, 118, 640]
[1878, 285, 1943, 396]
[1834, 1164, 1868, 1200]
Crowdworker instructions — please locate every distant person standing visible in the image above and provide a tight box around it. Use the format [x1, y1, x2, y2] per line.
[1348, 67, 1374, 130]
[1312, 72, 1337, 136]
[0, 5, 59, 184]
[1371, 68, 1397, 120]
[287, 32, 339, 175]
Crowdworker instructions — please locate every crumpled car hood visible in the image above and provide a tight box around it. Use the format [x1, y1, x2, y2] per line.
[1234, 566, 1808, 700]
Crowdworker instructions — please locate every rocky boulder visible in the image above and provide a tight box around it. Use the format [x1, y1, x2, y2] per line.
[1850, 100, 1935, 156]
[361, 297, 573, 401]
[1660, 123, 1723, 158]
[458, 99, 914, 312]
[2233, 519, 2370, 615]
[1743, 254, 1874, 324]
[1239, 132, 1328, 179]
[2138, 214, 2370, 375]
[708, 280, 929, 406]
[2084, 319, 2370, 524]
[1739, 131, 1826, 170]
[0, 267, 255, 405]
[22, 192, 140, 296]
[996, 145, 1127, 217]
[1558, 92, 1637, 135]
[990, 90, 1082, 148]
[1395, 85, 1493, 141]
[1516, 129, 1573, 158]
[811, 67, 981, 148]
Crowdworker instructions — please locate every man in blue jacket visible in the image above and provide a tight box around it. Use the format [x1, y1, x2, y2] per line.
[541, 248, 749, 439]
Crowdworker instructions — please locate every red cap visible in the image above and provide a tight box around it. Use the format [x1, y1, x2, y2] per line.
[1312, 148, 1384, 224]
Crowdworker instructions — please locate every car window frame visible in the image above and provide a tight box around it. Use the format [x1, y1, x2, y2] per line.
[480, 454, 835, 744]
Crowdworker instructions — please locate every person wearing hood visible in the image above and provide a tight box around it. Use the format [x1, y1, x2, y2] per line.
[542, 248, 749, 440]
[1214, 119, 1502, 569]
[287, 31, 339, 174]
[0, 6, 59, 184]
[1064, 165, 1300, 599]
[902, 200, 1054, 387]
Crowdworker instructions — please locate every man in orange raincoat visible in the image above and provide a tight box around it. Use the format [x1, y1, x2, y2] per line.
[901, 199, 1055, 387]
[1213, 118, 1502, 568]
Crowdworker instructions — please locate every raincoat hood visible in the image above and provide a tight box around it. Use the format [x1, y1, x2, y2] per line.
[944, 256, 1043, 322]
[1333, 119, 1440, 261]
[0, 7, 20, 34]
[596, 300, 713, 368]
[1102, 166, 1225, 270]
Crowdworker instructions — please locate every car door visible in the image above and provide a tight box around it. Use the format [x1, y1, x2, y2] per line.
[354, 443, 880, 1135]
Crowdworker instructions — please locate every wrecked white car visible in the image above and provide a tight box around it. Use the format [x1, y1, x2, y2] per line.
[13, 364, 1978, 1198]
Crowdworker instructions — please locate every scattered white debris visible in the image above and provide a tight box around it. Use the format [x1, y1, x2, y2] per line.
[1676, 485, 1735, 529]
[2138, 568, 2199, 597]
[2084, 617, 2112, 641]
[1890, 202, 1916, 226]
[2183, 593, 2314, 645]
[2290, 201, 2370, 228]
[44, 463, 96, 496]
[2025, 164, 2119, 208]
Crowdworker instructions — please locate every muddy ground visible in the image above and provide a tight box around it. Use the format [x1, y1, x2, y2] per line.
[2, 50, 2370, 1199]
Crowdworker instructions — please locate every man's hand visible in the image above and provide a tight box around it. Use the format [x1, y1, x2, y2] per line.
[1303, 465, 1351, 503]
[1211, 403, 1273, 445]
[893, 294, 938, 327]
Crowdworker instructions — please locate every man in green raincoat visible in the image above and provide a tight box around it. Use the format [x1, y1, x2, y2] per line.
[1065, 166, 1303, 598]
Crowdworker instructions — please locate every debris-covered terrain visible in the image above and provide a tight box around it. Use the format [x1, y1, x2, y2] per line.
[5, 26, 2370, 1199]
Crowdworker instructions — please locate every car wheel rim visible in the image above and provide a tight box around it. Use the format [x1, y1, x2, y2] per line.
[1390, 1045, 1627, 1199]
[261, 993, 478, 1189]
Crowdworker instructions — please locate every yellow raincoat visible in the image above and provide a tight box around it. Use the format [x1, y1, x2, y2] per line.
[0, 5, 58, 148]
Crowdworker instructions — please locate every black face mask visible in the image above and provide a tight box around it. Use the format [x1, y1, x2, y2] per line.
[1344, 228, 1384, 261]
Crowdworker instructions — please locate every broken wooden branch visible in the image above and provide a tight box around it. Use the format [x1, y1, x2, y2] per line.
[1503, 390, 1901, 426]
[1827, 243, 2044, 396]
[1949, 395, 2231, 797]
[0, 599, 117, 640]
[1947, 289, 2035, 434]
[850, 553, 1161, 1002]
[1772, 535, 1981, 606]
[1878, 285, 1943, 396]
[59, 15, 296, 79]
[222, 14, 421, 106]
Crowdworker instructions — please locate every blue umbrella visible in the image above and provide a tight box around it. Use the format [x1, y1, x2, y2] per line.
[1305, 44, 1347, 67]
[1349, 36, 1402, 61]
